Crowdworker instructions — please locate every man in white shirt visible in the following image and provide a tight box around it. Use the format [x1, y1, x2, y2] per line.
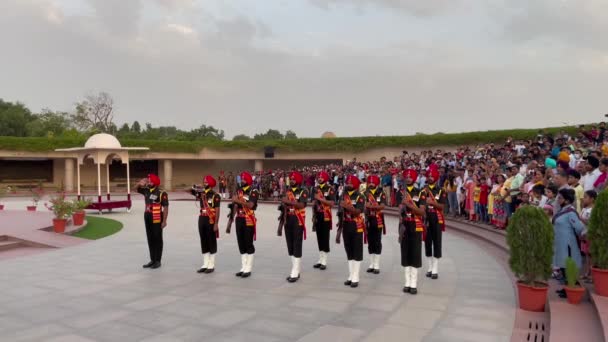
[584, 156, 601, 191]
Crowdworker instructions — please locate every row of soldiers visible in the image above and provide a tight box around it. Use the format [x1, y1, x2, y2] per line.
[136, 167, 446, 294]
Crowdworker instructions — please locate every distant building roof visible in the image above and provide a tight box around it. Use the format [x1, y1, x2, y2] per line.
[321, 131, 336, 138]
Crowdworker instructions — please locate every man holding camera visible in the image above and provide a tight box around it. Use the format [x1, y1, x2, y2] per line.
[136, 174, 169, 269]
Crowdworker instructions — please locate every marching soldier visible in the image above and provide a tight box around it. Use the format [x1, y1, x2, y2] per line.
[421, 166, 447, 279]
[312, 171, 335, 270]
[279, 171, 309, 283]
[191, 175, 221, 274]
[226, 171, 258, 278]
[399, 169, 426, 294]
[136, 174, 169, 269]
[336, 175, 366, 288]
[364, 174, 387, 274]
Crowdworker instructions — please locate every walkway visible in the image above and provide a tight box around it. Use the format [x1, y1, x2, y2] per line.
[0, 201, 515, 342]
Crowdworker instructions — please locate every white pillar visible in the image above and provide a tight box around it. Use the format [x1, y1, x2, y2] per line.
[254, 160, 263, 172]
[106, 161, 111, 199]
[64, 159, 74, 192]
[77, 160, 81, 197]
[126, 161, 131, 195]
[163, 159, 173, 191]
[97, 162, 101, 198]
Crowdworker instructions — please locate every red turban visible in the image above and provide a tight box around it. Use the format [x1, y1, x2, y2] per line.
[367, 175, 380, 186]
[148, 174, 160, 187]
[346, 175, 361, 189]
[289, 171, 303, 185]
[402, 169, 418, 183]
[428, 168, 440, 183]
[204, 175, 217, 188]
[240, 172, 253, 186]
[318, 171, 330, 182]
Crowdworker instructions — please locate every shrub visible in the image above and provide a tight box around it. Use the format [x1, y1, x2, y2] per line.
[72, 198, 91, 212]
[506, 206, 554, 285]
[45, 194, 73, 219]
[565, 257, 579, 288]
[588, 190, 608, 269]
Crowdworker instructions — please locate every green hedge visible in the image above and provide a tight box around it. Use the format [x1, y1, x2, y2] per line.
[0, 126, 578, 153]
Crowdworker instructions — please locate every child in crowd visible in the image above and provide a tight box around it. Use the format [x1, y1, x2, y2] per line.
[473, 178, 481, 222]
[479, 177, 489, 223]
[581, 190, 597, 282]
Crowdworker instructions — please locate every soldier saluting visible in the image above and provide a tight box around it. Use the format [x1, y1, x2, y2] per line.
[191, 175, 221, 274]
[136, 174, 169, 269]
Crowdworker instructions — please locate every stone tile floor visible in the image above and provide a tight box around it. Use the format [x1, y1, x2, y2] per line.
[0, 200, 515, 341]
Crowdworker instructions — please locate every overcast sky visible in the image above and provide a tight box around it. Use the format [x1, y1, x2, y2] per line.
[1, 0, 607, 138]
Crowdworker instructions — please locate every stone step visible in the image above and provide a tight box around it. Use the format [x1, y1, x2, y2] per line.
[0, 239, 22, 252]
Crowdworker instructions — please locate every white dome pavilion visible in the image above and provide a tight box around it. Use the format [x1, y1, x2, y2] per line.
[84, 133, 122, 149]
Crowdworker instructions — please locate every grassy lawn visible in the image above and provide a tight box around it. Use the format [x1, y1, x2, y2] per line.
[72, 216, 123, 240]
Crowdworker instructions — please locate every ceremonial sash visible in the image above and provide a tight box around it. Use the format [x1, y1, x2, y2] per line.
[367, 192, 386, 235]
[237, 190, 257, 240]
[200, 192, 219, 238]
[316, 188, 333, 225]
[424, 188, 446, 232]
[402, 190, 425, 237]
[287, 190, 307, 240]
[344, 194, 366, 241]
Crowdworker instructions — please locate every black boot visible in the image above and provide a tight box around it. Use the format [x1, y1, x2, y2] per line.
[344, 280, 352, 286]
[150, 261, 161, 269]
[143, 261, 154, 268]
[426, 271, 432, 278]
[403, 287, 411, 293]
[431, 273, 438, 279]
[410, 288, 418, 295]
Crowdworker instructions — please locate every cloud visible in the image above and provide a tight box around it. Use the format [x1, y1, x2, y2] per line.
[309, 0, 460, 17]
[86, 0, 143, 36]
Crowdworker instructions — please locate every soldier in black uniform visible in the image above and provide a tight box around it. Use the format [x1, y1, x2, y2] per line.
[136, 174, 169, 269]
[279, 171, 309, 283]
[226, 171, 259, 278]
[422, 167, 447, 279]
[312, 171, 335, 270]
[364, 174, 387, 274]
[399, 169, 426, 294]
[191, 175, 221, 274]
[336, 175, 366, 288]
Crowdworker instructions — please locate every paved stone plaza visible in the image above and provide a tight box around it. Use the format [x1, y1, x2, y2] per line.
[0, 200, 515, 342]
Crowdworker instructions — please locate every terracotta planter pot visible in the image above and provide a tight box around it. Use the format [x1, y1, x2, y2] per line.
[26, 206, 37, 211]
[72, 211, 85, 226]
[565, 286, 585, 304]
[592, 268, 608, 297]
[517, 282, 548, 312]
[53, 218, 67, 233]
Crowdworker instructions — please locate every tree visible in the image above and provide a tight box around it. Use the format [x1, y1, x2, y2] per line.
[117, 123, 130, 135]
[71, 92, 115, 133]
[131, 121, 141, 133]
[189, 124, 225, 140]
[26, 109, 72, 137]
[232, 134, 251, 141]
[254, 129, 284, 140]
[285, 130, 297, 139]
[0, 99, 33, 137]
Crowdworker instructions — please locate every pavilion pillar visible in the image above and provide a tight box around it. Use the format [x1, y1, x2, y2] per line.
[64, 158, 74, 192]
[163, 159, 173, 191]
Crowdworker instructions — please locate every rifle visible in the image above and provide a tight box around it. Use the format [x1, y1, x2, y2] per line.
[335, 193, 346, 244]
[312, 188, 323, 232]
[226, 191, 240, 234]
[277, 203, 286, 236]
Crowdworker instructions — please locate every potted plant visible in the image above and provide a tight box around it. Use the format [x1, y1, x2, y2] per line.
[506, 205, 554, 312]
[564, 257, 585, 304]
[71, 198, 91, 226]
[28, 184, 44, 211]
[588, 190, 608, 296]
[45, 194, 73, 233]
